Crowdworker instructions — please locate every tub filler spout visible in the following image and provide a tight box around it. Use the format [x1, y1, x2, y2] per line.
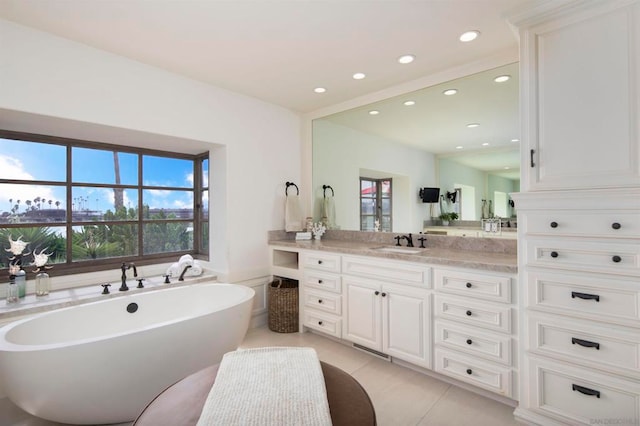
[120, 262, 137, 291]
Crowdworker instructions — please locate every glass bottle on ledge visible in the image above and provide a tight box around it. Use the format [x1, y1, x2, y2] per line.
[6, 279, 19, 304]
[15, 269, 26, 298]
[36, 271, 50, 296]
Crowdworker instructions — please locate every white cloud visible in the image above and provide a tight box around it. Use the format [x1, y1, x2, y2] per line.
[0, 156, 60, 211]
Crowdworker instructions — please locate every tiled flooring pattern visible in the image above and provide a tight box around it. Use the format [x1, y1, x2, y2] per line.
[0, 326, 518, 425]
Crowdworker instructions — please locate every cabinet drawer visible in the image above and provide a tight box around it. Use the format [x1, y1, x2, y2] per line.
[303, 310, 341, 338]
[434, 268, 512, 304]
[303, 289, 341, 316]
[435, 295, 512, 334]
[342, 255, 431, 288]
[529, 357, 640, 425]
[301, 251, 341, 273]
[435, 320, 512, 366]
[303, 270, 341, 293]
[528, 270, 640, 326]
[526, 239, 640, 276]
[435, 348, 513, 397]
[529, 314, 640, 377]
[524, 211, 640, 239]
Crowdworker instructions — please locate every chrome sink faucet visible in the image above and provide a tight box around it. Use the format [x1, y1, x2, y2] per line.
[119, 262, 137, 291]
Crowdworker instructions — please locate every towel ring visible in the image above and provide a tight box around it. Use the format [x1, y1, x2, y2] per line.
[322, 185, 334, 198]
[285, 181, 299, 196]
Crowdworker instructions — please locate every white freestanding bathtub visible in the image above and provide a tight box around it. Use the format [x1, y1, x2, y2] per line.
[0, 282, 255, 425]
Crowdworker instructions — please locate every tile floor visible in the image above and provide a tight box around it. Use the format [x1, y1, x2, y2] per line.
[0, 326, 519, 426]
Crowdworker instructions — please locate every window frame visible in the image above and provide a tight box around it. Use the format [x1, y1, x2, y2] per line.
[359, 177, 392, 232]
[0, 130, 209, 280]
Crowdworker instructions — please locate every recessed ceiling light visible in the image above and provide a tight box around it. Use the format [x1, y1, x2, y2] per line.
[466, 123, 480, 128]
[369, 110, 380, 115]
[456, 146, 464, 150]
[482, 142, 490, 146]
[511, 138, 520, 142]
[314, 87, 326, 93]
[353, 72, 366, 80]
[398, 54, 415, 64]
[403, 100, 416, 106]
[443, 89, 458, 96]
[459, 30, 480, 42]
[494, 75, 510, 83]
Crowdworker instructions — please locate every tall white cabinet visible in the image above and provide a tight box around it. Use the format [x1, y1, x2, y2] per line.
[511, 1, 640, 425]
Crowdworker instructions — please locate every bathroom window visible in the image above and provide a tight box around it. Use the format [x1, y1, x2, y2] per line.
[360, 177, 392, 232]
[0, 131, 209, 277]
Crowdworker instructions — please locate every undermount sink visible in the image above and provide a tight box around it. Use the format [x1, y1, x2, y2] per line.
[371, 246, 424, 254]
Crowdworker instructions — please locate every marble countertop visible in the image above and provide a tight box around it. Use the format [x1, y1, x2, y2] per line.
[269, 238, 517, 274]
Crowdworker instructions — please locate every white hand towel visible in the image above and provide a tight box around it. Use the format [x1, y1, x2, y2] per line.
[322, 196, 335, 230]
[285, 194, 303, 232]
[179, 254, 194, 266]
[186, 260, 203, 277]
[166, 262, 181, 278]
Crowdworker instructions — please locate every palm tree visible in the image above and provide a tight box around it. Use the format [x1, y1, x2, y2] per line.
[113, 152, 124, 210]
[55, 201, 60, 210]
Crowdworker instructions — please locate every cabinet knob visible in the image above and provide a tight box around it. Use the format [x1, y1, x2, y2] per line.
[550, 251, 559, 258]
[612, 222, 621, 230]
[381, 292, 387, 297]
[466, 339, 473, 345]
[318, 279, 323, 284]
[612, 255, 622, 263]
[318, 299, 323, 304]
[466, 369, 473, 375]
[375, 291, 380, 296]
[466, 310, 472, 316]
[318, 321, 323, 326]
[466, 282, 472, 288]
[318, 260, 323, 265]
[550, 221, 558, 228]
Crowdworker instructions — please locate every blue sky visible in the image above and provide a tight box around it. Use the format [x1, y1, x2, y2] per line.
[0, 138, 208, 214]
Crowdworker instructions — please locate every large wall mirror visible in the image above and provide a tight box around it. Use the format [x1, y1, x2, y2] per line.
[312, 62, 520, 233]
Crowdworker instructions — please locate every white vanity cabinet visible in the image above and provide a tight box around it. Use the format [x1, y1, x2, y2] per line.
[512, 1, 640, 423]
[300, 251, 343, 338]
[433, 267, 518, 398]
[342, 255, 432, 369]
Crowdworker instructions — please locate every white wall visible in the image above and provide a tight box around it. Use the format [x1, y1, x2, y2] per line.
[438, 157, 486, 220]
[0, 19, 302, 283]
[313, 119, 436, 232]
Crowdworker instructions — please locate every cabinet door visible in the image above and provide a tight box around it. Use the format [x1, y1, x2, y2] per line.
[522, 1, 640, 190]
[382, 283, 431, 368]
[343, 277, 381, 350]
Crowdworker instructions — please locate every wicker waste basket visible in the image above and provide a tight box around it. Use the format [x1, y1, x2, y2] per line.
[268, 277, 299, 333]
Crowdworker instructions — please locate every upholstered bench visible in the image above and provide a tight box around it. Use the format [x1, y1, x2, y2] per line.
[134, 361, 376, 425]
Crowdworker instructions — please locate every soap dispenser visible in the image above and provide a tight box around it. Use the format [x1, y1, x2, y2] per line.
[15, 268, 26, 298]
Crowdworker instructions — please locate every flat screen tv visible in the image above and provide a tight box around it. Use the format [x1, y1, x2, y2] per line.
[420, 187, 440, 203]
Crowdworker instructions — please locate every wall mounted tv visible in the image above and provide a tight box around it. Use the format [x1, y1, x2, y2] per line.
[419, 187, 440, 203]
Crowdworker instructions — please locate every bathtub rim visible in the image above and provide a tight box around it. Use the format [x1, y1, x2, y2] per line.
[0, 282, 255, 352]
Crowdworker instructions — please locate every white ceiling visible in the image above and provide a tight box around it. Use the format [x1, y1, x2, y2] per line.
[0, 0, 529, 178]
[0, 0, 532, 114]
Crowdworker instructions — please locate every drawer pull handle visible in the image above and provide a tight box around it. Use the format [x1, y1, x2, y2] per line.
[550, 221, 558, 228]
[571, 292, 600, 302]
[466, 339, 473, 345]
[466, 310, 472, 316]
[381, 292, 387, 297]
[318, 299, 323, 304]
[550, 251, 559, 258]
[318, 321, 323, 325]
[571, 337, 600, 350]
[318, 280, 323, 284]
[572, 384, 600, 399]
[612, 222, 621, 230]
[466, 369, 473, 375]
[318, 260, 323, 265]
[612, 255, 622, 263]
[375, 291, 380, 296]
[530, 149, 535, 168]
[466, 282, 472, 288]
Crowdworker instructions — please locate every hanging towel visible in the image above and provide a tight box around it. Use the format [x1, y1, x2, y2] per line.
[430, 200, 441, 219]
[285, 194, 303, 232]
[322, 196, 335, 229]
[196, 347, 331, 426]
